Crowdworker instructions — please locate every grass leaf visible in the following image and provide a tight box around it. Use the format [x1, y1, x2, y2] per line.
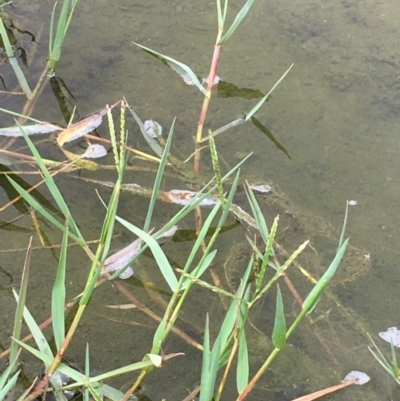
[302, 238, 349, 313]
[143, 118, 176, 234]
[132, 42, 206, 95]
[125, 102, 164, 157]
[236, 329, 249, 393]
[52, 219, 69, 350]
[115, 217, 178, 291]
[272, 285, 286, 349]
[219, 0, 255, 45]
[0, 18, 32, 97]
[245, 63, 294, 122]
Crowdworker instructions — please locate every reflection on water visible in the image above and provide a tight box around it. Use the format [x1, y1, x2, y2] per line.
[1, 0, 400, 400]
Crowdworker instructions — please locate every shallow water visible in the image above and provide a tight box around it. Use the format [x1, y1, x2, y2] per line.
[1, 0, 400, 400]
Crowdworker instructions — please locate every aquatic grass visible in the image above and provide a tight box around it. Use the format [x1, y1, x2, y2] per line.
[5, 106, 131, 401]
[368, 335, 400, 385]
[0, 17, 32, 97]
[0, 2, 372, 401]
[48, 0, 80, 73]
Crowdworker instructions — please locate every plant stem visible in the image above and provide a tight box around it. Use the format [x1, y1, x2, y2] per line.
[194, 30, 222, 173]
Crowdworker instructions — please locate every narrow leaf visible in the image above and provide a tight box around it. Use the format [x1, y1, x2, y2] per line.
[219, 0, 255, 45]
[125, 103, 164, 157]
[245, 63, 294, 121]
[236, 329, 249, 393]
[303, 238, 349, 312]
[272, 286, 286, 349]
[114, 218, 178, 291]
[133, 42, 206, 95]
[52, 219, 68, 349]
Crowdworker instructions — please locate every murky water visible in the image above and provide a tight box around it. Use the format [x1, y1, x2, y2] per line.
[1, 0, 400, 400]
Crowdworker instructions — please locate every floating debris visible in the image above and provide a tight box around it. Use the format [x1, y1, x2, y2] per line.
[342, 370, 370, 385]
[0, 123, 60, 137]
[379, 327, 400, 347]
[167, 190, 219, 206]
[202, 75, 221, 86]
[249, 183, 272, 194]
[348, 200, 357, 206]
[167, 61, 196, 85]
[57, 101, 120, 146]
[144, 120, 162, 138]
[83, 144, 108, 159]
[103, 226, 178, 279]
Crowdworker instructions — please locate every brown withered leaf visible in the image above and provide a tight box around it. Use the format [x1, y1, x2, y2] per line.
[57, 100, 121, 146]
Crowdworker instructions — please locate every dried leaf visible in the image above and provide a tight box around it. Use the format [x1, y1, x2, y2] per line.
[106, 304, 137, 309]
[167, 190, 218, 206]
[57, 101, 120, 146]
[0, 123, 60, 137]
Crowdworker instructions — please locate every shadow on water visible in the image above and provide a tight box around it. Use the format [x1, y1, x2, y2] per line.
[1, 0, 400, 400]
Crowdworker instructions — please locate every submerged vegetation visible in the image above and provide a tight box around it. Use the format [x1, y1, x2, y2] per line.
[0, 1, 397, 401]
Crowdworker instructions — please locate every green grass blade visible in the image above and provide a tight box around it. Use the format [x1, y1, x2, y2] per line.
[0, 18, 32, 97]
[390, 340, 399, 376]
[0, 350, 20, 391]
[115, 217, 178, 291]
[16, 125, 85, 242]
[368, 337, 399, 381]
[271, 285, 286, 349]
[245, 63, 294, 122]
[219, 0, 255, 45]
[9, 237, 32, 370]
[6, 177, 84, 245]
[208, 131, 225, 207]
[217, 296, 242, 354]
[200, 315, 211, 401]
[190, 249, 218, 279]
[12, 290, 53, 361]
[52, 219, 68, 350]
[132, 42, 206, 95]
[181, 201, 221, 277]
[218, 170, 240, 227]
[0, 369, 20, 400]
[338, 201, 349, 250]
[125, 101, 164, 157]
[302, 238, 349, 313]
[49, 0, 69, 70]
[245, 184, 269, 243]
[83, 377, 103, 401]
[208, 335, 222, 397]
[84, 344, 90, 401]
[255, 216, 279, 293]
[236, 328, 249, 394]
[143, 118, 176, 234]
[12, 289, 67, 392]
[49, 0, 80, 72]
[216, 0, 223, 28]
[201, 319, 222, 401]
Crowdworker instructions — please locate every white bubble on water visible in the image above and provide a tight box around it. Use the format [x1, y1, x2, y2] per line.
[348, 200, 357, 206]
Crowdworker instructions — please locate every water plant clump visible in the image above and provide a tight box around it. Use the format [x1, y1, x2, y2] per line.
[0, 1, 386, 401]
